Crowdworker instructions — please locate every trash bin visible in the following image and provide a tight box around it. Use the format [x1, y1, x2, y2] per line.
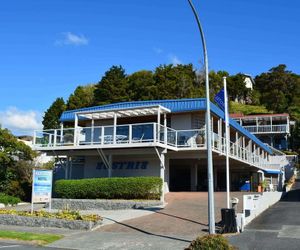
[220, 208, 237, 233]
[240, 180, 250, 191]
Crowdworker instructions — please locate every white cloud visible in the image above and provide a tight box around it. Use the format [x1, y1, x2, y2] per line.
[153, 47, 163, 54]
[55, 32, 89, 46]
[169, 54, 182, 65]
[0, 107, 42, 134]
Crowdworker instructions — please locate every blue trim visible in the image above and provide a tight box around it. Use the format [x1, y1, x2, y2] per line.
[60, 98, 272, 154]
[264, 169, 281, 174]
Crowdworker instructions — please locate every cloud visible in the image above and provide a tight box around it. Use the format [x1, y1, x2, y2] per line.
[153, 47, 163, 54]
[55, 32, 89, 46]
[0, 107, 42, 134]
[169, 54, 182, 65]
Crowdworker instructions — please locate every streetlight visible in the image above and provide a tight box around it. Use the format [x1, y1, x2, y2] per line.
[187, 0, 215, 234]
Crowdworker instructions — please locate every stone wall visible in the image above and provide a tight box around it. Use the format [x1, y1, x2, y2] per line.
[49, 198, 163, 210]
[0, 214, 101, 230]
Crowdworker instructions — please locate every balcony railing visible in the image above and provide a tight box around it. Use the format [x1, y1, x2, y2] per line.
[34, 122, 206, 149]
[33, 122, 269, 169]
[243, 124, 288, 134]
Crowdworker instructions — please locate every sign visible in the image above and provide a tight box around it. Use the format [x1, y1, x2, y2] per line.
[214, 88, 225, 111]
[32, 169, 53, 203]
[96, 161, 149, 170]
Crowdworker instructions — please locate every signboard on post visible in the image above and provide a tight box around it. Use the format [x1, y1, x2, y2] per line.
[31, 169, 53, 213]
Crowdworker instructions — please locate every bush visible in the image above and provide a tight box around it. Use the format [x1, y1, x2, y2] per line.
[0, 193, 21, 206]
[55, 177, 162, 200]
[185, 235, 236, 250]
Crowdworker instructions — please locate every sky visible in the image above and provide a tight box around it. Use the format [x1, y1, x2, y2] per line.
[0, 0, 299, 135]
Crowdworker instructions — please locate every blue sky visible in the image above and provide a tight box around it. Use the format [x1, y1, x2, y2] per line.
[0, 0, 299, 134]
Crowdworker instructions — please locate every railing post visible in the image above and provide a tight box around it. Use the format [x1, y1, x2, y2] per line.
[129, 124, 132, 144]
[101, 126, 104, 145]
[175, 130, 178, 147]
[53, 130, 57, 147]
[153, 123, 157, 143]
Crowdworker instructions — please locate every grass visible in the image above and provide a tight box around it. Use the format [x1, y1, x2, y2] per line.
[0, 230, 63, 245]
[229, 101, 271, 115]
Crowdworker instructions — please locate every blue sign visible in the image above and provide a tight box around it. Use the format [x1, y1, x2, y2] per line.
[32, 169, 53, 203]
[214, 88, 225, 111]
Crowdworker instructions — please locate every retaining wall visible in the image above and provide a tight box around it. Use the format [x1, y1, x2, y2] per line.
[48, 198, 163, 210]
[0, 214, 101, 230]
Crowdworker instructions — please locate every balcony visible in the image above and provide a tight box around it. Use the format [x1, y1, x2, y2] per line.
[33, 122, 206, 150]
[243, 124, 289, 134]
[33, 121, 271, 170]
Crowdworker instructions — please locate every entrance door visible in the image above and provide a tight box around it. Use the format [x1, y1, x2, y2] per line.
[170, 165, 191, 191]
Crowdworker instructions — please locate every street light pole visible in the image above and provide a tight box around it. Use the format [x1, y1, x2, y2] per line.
[187, 0, 215, 234]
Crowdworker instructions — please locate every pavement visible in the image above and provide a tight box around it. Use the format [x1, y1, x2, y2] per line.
[229, 177, 300, 250]
[48, 192, 249, 250]
[0, 241, 64, 250]
[0, 191, 259, 249]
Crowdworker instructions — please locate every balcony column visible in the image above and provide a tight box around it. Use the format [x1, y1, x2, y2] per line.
[160, 152, 165, 202]
[242, 136, 245, 160]
[108, 155, 112, 178]
[60, 123, 64, 143]
[270, 116, 273, 132]
[157, 107, 161, 142]
[91, 119, 94, 145]
[74, 114, 78, 146]
[164, 113, 167, 145]
[113, 113, 117, 144]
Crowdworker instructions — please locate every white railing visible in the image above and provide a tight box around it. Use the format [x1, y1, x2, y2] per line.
[211, 132, 269, 169]
[33, 123, 268, 169]
[33, 123, 206, 149]
[243, 124, 288, 134]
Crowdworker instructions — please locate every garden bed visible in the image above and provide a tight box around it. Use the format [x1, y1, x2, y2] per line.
[0, 210, 102, 230]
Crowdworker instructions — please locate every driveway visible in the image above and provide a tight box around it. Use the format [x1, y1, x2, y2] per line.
[49, 191, 250, 250]
[229, 178, 300, 250]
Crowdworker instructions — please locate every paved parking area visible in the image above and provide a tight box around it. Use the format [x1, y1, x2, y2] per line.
[0, 242, 64, 249]
[98, 192, 248, 237]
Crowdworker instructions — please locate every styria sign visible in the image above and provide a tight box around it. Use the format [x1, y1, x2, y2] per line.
[96, 161, 148, 170]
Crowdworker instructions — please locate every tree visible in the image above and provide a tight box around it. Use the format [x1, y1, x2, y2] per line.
[0, 127, 35, 199]
[94, 65, 129, 105]
[42, 98, 66, 130]
[153, 64, 199, 99]
[127, 70, 158, 101]
[208, 70, 229, 99]
[254, 64, 299, 113]
[66, 84, 96, 110]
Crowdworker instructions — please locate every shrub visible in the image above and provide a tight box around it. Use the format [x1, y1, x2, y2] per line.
[55, 177, 162, 200]
[185, 235, 236, 250]
[0, 193, 21, 206]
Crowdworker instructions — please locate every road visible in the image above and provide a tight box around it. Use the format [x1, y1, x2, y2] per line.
[229, 178, 300, 250]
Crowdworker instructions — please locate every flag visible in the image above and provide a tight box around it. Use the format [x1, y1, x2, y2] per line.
[214, 88, 225, 111]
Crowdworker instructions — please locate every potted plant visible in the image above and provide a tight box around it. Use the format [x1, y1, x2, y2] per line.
[260, 180, 268, 192]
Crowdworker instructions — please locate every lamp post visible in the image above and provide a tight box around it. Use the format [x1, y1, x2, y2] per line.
[187, 0, 215, 234]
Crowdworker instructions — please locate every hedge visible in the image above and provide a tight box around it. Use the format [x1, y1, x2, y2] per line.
[54, 177, 162, 200]
[0, 193, 21, 206]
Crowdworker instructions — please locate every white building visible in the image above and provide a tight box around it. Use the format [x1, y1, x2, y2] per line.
[33, 98, 285, 198]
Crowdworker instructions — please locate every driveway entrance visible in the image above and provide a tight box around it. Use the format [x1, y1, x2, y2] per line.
[98, 192, 247, 237]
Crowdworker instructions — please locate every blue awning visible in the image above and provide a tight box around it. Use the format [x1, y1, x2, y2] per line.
[264, 169, 281, 174]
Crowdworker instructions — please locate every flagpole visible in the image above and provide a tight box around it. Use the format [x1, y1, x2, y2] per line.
[223, 76, 230, 208]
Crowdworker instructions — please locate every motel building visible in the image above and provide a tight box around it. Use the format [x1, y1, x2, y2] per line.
[33, 98, 286, 199]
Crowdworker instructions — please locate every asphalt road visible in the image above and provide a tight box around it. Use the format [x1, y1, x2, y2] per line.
[229, 178, 300, 250]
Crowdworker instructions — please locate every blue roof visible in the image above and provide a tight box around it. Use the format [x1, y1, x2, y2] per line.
[60, 98, 272, 154]
[264, 169, 281, 174]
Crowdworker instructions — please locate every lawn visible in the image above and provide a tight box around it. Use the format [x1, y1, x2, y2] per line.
[0, 230, 63, 245]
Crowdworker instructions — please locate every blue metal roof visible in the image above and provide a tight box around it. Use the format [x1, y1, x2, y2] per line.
[60, 98, 272, 154]
[264, 169, 281, 174]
